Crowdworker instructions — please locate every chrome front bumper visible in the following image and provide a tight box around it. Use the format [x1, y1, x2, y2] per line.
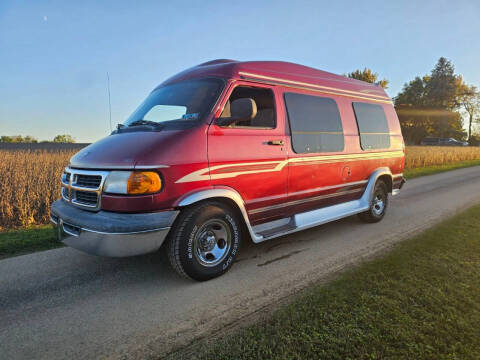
[50, 200, 179, 257]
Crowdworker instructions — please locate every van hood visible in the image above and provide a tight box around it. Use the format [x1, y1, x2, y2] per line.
[69, 131, 182, 169]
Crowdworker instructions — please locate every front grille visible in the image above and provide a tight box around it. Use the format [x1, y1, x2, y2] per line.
[61, 168, 109, 211]
[74, 190, 98, 205]
[76, 174, 102, 188]
[62, 187, 70, 200]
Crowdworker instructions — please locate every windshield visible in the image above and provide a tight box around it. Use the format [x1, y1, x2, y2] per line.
[124, 78, 224, 127]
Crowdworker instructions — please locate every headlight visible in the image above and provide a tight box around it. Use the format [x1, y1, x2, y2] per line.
[104, 171, 162, 195]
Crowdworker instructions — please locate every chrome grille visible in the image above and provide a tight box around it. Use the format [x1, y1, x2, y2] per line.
[74, 191, 98, 205]
[62, 187, 70, 200]
[61, 168, 109, 211]
[76, 174, 102, 188]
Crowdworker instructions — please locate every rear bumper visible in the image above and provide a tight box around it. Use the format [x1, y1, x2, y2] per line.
[50, 200, 179, 257]
[392, 177, 406, 196]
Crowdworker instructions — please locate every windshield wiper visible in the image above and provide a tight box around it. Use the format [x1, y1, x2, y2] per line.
[128, 119, 162, 127]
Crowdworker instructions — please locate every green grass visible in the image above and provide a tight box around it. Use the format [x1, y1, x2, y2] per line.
[404, 159, 480, 179]
[0, 224, 62, 259]
[190, 205, 480, 360]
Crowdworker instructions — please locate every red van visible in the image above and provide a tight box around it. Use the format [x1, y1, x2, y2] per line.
[51, 60, 405, 281]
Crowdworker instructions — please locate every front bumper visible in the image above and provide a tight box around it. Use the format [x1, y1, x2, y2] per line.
[50, 200, 179, 257]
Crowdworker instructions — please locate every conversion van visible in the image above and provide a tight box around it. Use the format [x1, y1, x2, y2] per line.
[51, 60, 406, 281]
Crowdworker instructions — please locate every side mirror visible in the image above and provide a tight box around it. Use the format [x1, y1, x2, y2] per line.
[217, 98, 257, 126]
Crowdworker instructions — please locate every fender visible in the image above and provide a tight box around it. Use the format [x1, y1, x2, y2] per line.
[362, 167, 393, 206]
[177, 186, 262, 242]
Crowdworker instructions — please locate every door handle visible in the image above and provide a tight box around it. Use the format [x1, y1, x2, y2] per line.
[266, 140, 284, 146]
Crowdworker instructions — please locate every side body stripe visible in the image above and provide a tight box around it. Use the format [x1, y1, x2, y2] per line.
[175, 151, 404, 184]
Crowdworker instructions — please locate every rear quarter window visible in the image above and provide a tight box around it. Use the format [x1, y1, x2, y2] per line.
[352, 102, 390, 150]
[353, 102, 390, 150]
[284, 93, 344, 153]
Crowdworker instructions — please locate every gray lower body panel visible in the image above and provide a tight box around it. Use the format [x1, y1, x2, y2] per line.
[251, 169, 400, 242]
[50, 200, 179, 257]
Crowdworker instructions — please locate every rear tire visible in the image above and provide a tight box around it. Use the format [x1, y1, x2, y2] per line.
[358, 180, 389, 223]
[166, 201, 242, 281]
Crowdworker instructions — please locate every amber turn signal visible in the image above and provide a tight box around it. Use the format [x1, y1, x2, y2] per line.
[127, 171, 162, 195]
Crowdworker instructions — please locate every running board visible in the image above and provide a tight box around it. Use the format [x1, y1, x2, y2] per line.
[253, 199, 370, 241]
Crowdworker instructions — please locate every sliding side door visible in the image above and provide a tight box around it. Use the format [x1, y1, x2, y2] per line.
[283, 91, 364, 216]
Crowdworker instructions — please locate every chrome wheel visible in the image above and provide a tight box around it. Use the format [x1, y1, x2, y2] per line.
[193, 219, 231, 267]
[372, 194, 385, 216]
[358, 181, 388, 223]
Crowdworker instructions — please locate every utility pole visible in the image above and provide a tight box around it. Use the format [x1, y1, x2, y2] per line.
[107, 72, 112, 132]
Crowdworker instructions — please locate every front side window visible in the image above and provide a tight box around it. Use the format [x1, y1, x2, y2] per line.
[353, 102, 390, 150]
[284, 92, 344, 153]
[124, 78, 224, 128]
[219, 86, 276, 128]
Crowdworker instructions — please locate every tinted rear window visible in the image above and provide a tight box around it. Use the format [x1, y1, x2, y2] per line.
[284, 93, 344, 153]
[352, 102, 390, 150]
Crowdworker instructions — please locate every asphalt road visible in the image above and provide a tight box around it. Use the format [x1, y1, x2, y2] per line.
[1, 166, 480, 359]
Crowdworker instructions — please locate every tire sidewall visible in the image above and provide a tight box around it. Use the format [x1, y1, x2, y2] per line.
[370, 181, 388, 220]
[177, 203, 241, 281]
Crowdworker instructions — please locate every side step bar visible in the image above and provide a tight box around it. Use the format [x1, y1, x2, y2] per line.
[253, 198, 369, 241]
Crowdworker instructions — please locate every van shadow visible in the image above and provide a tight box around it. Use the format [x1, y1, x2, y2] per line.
[2, 215, 364, 317]
[234, 215, 362, 265]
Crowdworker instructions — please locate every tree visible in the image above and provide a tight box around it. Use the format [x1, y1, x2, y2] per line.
[469, 134, 480, 146]
[0, 135, 37, 143]
[0, 136, 13, 142]
[458, 85, 480, 141]
[346, 68, 389, 89]
[1, 135, 23, 142]
[23, 136, 38, 143]
[425, 57, 459, 109]
[53, 134, 75, 143]
[395, 57, 467, 144]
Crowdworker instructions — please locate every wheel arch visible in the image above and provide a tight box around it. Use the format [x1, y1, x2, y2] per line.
[175, 187, 261, 243]
[377, 174, 393, 193]
[361, 167, 393, 205]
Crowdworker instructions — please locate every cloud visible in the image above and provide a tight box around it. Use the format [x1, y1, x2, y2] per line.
[43, 15, 48, 22]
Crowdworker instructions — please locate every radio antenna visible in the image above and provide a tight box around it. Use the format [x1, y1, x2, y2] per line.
[107, 72, 112, 132]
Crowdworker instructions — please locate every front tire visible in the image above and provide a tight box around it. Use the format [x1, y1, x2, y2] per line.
[166, 201, 242, 281]
[358, 180, 389, 223]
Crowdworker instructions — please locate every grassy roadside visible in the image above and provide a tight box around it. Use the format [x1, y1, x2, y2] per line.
[0, 225, 61, 259]
[404, 159, 480, 179]
[189, 205, 480, 360]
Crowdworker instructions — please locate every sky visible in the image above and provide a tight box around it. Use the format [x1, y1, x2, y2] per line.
[1, 0, 479, 143]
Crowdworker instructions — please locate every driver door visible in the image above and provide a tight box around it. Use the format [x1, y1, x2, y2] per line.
[207, 82, 288, 225]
